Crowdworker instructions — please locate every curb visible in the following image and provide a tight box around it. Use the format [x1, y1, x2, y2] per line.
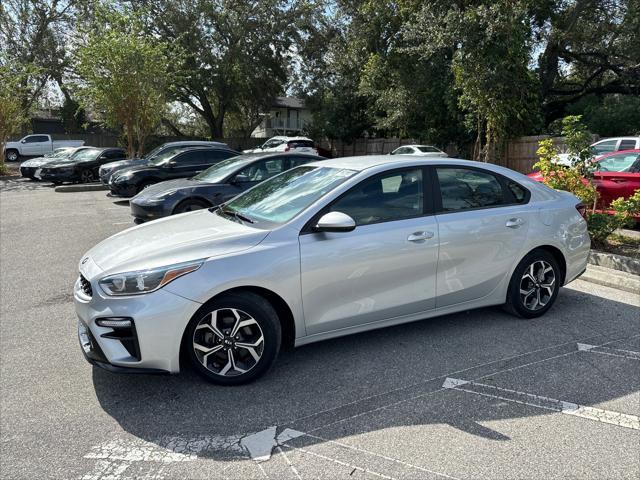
[579, 264, 640, 294]
[588, 250, 640, 275]
[55, 184, 109, 193]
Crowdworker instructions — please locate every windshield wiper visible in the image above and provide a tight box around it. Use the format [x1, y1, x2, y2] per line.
[218, 206, 254, 224]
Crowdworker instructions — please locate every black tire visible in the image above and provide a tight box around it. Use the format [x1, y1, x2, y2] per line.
[184, 292, 281, 385]
[174, 198, 211, 214]
[5, 150, 19, 162]
[136, 180, 156, 194]
[504, 249, 561, 319]
[79, 169, 94, 183]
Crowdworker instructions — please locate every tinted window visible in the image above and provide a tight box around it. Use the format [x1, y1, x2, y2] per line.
[597, 153, 639, 172]
[436, 168, 506, 211]
[392, 147, 411, 155]
[618, 140, 637, 151]
[238, 158, 286, 181]
[25, 135, 49, 143]
[104, 150, 125, 159]
[507, 181, 528, 203]
[331, 168, 423, 225]
[288, 140, 314, 148]
[417, 146, 440, 153]
[592, 140, 617, 155]
[175, 150, 210, 166]
[289, 156, 317, 168]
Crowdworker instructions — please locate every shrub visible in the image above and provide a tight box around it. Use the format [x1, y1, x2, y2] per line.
[587, 191, 640, 248]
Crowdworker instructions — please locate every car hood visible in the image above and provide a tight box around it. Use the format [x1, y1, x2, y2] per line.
[21, 156, 60, 167]
[133, 178, 206, 201]
[44, 160, 77, 168]
[81, 209, 269, 276]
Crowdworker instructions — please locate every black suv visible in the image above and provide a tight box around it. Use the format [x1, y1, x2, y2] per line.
[108, 147, 240, 197]
[39, 148, 127, 184]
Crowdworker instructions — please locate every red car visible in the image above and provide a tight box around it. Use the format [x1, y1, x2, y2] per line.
[528, 149, 640, 212]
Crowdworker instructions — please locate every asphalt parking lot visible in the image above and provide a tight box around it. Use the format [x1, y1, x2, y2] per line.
[1, 177, 639, 480]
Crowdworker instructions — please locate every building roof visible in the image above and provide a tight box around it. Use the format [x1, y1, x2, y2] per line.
[272, 97, 306, 109]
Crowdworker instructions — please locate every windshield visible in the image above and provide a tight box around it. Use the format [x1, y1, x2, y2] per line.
[46, 148, 72, 158]
[149, 147, 193, 166]
[193, 155, 254, 183]
[222, 166, 356, 225]
[597, 153, 639, 172]
[69, 148, 101, 162]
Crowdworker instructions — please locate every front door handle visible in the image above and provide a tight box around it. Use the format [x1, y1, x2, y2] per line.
[407, 231, 434, 242]
[505, 218, 525, 229]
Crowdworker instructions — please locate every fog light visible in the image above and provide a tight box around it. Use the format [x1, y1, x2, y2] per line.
[96, 317, 132, 328]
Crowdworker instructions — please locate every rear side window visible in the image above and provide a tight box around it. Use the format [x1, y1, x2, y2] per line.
[289, 156, 317, 168]
[618, 140, 637, 151]
[436, 167, 506, 211]
[331, 168, 423, 225]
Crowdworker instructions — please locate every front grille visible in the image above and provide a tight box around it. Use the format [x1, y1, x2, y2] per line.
[79, 274, 93, 297]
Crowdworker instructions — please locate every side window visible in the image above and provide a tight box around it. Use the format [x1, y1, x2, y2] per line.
[289, 156, 315, 168]
[331, 168, 423, 225]
[174, 151, 204, 166]
[262, 139, 284, 149]
[436, 167, 507, 212]
[507, 181, 528, 203]
[592, 140, 617, 155]
[393, 147, 410, 155]
[239, 158, 286, 181]
[25, 135, 48, 143]
[198, 150, 233, 165]
[618, 140, 637, 151]
[105, 150, 125, 159]
[597, 154, 639, 172]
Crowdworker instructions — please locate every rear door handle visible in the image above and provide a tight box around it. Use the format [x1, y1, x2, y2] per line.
[505, 218, 525, 229]
[407, 231, 434, 242]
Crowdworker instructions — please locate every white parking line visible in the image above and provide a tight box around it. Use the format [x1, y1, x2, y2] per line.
[443, 378, 640, 430]
[577, 343, 640, 361]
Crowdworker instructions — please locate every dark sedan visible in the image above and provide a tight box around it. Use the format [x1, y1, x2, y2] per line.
[108, 146, 240, 197]
[39, 148, 127, 184]
[98, 140, 229, 184]
[129, 153, 325, 223]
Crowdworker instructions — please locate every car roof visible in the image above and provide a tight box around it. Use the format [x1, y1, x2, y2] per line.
[268, 136, 313, 141]
[396, 145, 440, 149]
[163, 140, 228, 147]
[305, 155, 516, 173]
[594, 137, 640, 142]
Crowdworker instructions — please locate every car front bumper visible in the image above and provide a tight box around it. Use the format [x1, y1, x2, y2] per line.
[40, 169, 77, 182]
[108, 180, 137, 197]
[129, 199, 171, 222]
[20, 166, 38, 178]
[74, 274, 202, 374]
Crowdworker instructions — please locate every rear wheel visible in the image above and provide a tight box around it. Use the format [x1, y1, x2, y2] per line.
[5, 150, 18, 162]
[185, 292, 281, 385]
[504, 250, 560, 319]
[174, 198, 211, 214]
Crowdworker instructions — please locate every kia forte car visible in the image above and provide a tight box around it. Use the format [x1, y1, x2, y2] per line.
[129, 152, 325, 223]
[75, 156, 590, 385]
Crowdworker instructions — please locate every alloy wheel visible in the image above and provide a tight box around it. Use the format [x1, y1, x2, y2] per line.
[519, 260, 556, 311]
[80, 170, 93, 183]
[6, 151, 18, 162]
[192, 308, 264, 377]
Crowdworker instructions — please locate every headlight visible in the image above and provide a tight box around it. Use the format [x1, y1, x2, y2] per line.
[98, 260, 203, 296]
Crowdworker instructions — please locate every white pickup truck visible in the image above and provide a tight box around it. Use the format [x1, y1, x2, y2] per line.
[4, 134, 85, 161]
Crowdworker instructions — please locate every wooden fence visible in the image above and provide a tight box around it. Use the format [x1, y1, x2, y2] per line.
[46, 133, 600, 174]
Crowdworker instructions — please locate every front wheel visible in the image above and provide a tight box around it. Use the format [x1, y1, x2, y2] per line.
[173, 198, 210, 214]
[504, 250, 561, 319]
[185, 292, 281, 385]
[79, 169, 94, 183]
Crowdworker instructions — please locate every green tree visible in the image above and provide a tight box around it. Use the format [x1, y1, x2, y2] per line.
[76, 8, 175, 157]
[0, 65, 32, 171]
[129, 0, 302, 139]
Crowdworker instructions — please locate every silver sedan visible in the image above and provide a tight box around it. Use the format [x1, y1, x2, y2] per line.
[74, 156, 590, 385]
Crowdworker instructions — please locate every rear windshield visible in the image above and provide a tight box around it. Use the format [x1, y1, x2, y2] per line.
[288, 140, 315, 148]
[417, 146, 441, 153]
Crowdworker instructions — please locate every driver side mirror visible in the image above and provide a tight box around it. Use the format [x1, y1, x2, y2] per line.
[232, 173, 250, 184]
[313, 211, 356, 233]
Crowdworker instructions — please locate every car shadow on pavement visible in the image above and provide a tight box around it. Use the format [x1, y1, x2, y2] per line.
[91, 285, 640, 461]
[0, 178, 55, 192]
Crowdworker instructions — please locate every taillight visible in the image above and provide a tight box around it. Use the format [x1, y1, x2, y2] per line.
[575, 203, 587, 219]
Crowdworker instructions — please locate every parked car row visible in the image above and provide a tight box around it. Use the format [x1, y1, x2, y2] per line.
[5, 134, 85, 162]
